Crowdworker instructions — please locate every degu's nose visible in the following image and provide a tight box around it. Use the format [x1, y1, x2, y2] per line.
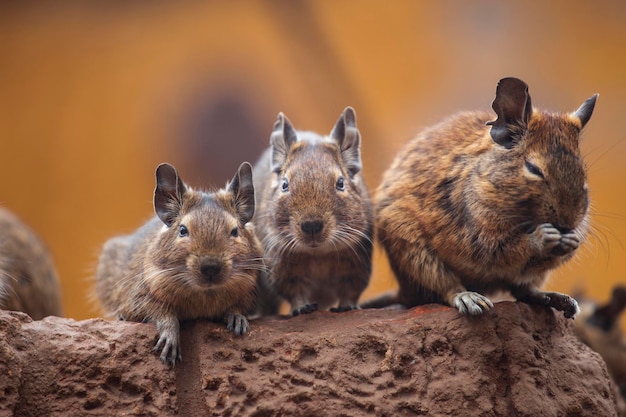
[301, 219, 324, 237]
[200, 257, 222, 281]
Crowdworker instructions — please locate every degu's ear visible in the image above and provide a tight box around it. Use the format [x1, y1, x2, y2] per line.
[486, 77, 533, 148]
[330, 106, 362, 178]
[227, 161, 255, 224]
[270, 113, 298, 174]
[588, 285, 626, 332]
[572, 94, 598, 130]
[154, 163, 187, 227]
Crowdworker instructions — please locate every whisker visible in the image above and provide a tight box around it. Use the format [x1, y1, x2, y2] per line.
[584, 138, 624, 171]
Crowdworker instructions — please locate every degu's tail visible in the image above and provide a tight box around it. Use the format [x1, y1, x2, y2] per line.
[359, 290, 401, 309]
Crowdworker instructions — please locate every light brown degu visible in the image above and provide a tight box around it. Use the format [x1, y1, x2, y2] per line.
[373, 77, 597, 318]
[253, 107, 374, 316]
[96, 162, 262, 365]
[0, 207, 63, 319]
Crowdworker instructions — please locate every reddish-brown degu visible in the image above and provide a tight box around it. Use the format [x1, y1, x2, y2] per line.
[372, 77, 597, 318]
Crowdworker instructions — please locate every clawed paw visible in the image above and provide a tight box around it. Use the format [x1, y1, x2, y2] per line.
[552, 232, 580, 256]
[226, 313, 250, 336]
[153, 330, 181, 367]
[516, 289, 580, 319]
[153, 317, 181, 366]
[330, 304, 359, 313]
[291, 303, 318, 316]
[453, 291, 494, 315]
[533, 224, 579, 256]
[544, 292, 580, 319]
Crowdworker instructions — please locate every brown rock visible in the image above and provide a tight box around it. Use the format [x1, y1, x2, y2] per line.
[0, 312, 177, 416]
[0, 302, 621, 416]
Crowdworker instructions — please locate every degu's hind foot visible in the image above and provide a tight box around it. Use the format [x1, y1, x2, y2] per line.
[512, 286, 580, 319]
[453, 291, 494, 315]
[291, 303, 318, 316]
[546, 292, 580, 318]
[330, 304, 359, 313]
[515, 288, 580, 319]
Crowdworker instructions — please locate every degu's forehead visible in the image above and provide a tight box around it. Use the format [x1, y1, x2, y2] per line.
[527, 112, 582, 150]
[285, 141, 343, 173]
[179, 194, 238, 230]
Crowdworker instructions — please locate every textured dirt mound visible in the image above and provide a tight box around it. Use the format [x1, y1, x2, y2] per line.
[0, 302, 622, 416]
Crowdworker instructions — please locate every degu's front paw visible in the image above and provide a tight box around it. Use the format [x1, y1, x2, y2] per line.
[551, 231, 580, 257]
[453, 291, 494, 315]
[153, 318, 182, 366]
[226, 313, 250, 336]
[531, 223, 579, 256]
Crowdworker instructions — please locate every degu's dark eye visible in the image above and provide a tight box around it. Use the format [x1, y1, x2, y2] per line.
[280, 177, 289, 192]
[178, 225, 189, 238]
[524, 161, 545, 179]
[336, 176, 346, 191]
[230, 227, 239, 238]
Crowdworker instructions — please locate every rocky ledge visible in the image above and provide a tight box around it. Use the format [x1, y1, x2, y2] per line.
[0, 302, 622, 416]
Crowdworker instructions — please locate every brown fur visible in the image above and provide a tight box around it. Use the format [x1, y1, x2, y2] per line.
[253, 107, 374, 316]
[574, 286, 626, 401]
[0, 207, 63, 319]
[95, 162, 262, 365]
[373, 77, 598, 318]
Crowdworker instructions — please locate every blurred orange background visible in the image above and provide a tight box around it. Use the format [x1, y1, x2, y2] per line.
[0, 1, 624, 323]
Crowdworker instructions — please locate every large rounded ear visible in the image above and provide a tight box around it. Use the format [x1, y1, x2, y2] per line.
[486, 77, 533, 148]
[228, 162, 255, 224]
[573, 94, 598, 129]
[154, 163, 187, 227]
[330, 106, 362, 177]
[270, 113, 298, 174]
